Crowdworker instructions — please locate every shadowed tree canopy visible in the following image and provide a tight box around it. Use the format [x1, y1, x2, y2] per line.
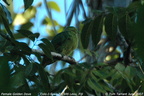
[0, 0, 144, 95]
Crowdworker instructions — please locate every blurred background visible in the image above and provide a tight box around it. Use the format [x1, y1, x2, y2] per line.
[4, 0, 89, 73]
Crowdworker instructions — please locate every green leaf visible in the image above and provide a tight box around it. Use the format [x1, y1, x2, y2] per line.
[124, 66, 136, 79]
[90, 72, 98, 82]
[106, 7, 126, 17]
[23, 0, 34, 10]
[0, 3, 12, 23]
[38, 43, 53, 60]
[25, 63, 33, 77]
[14, 41, 32, 54]
[23, 6, 36, 20]
[42, 17, 59, 26]
[47, 1, 60, 12]
[87, 78, 106, 93]
[105, 13, 117, 42]
[127, 1, 141, 13]
[21, 55, 30, 66]
[20, 22, 33, 29]
[53, 70, 63, 84]
[14, 33, 26, 39]
[79, 63, 92, 69]
[61, 72, 75, 92]
[10, 71, 26, 89]
[136, 69, 144, 80]
[0, 39, 10, 52]
[118, 14, 132, 40]
[0, 56, 10, 91]
[64, 68, 76, 78]
[25, 63, 37, 77]
[4, 53, 20, 62]
[81, 20, 92, 49]
[92, 70, 109, 79]
[51, 82, 66, 93]
[2, 0, 10, 6]
[1, 16, 14, 39]
[99, 81, 113, 92]
[111, 72, 122, 84]
[33, 52, 42, 64]
[132, 4, 144, 63]
[36, 63, 50, 91]
[17, 29, 39, 41]
[115, 63, 125, 72]
[91, 15, 103, 46]
[41, 38, 55, 52]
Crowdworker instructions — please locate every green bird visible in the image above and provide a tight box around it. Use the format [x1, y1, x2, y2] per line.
[42, 26, 78, 66]
[51, 26, 78, 55]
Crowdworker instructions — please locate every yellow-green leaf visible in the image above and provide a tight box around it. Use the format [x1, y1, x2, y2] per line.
[47, 1, 60, 12]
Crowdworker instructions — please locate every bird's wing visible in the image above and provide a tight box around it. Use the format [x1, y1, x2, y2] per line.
[51, 31, 70, 52]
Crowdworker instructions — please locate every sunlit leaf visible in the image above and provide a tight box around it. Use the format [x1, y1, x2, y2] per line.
[35, 2, 42, 7]
[23, 6, 36, 20]
[13, 14, 27, 26]
[42, 17, 59, 26]
[47, 1, 60, 12]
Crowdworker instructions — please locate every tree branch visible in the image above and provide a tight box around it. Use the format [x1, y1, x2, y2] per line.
[32, 49, 77, 65]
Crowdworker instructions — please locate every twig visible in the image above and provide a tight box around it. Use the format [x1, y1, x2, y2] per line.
[138, 60, 144, 75]
[32, 49, 77, 65]
[66, 0, 77, 26]
[79, 0, 87, 19]
[77, 54, 88, 63]
[60, 85, 68, 96]
[132, 84, 142, 96]
[117, 29, 128, 51]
